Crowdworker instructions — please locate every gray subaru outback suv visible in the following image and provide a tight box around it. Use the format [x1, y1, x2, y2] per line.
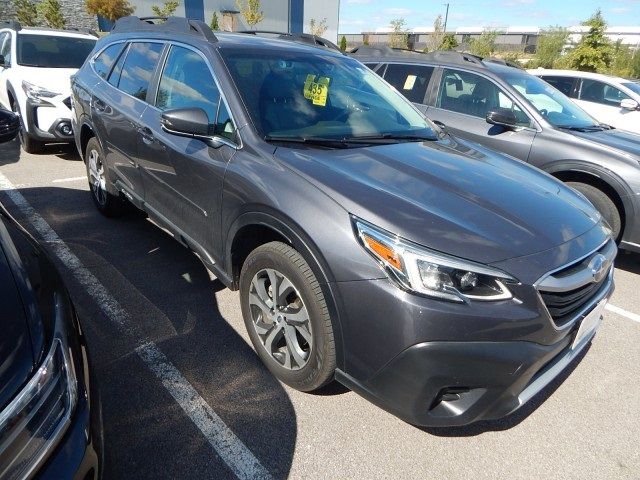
[71, 17, 615, 427]
[353, 47, 640, 254]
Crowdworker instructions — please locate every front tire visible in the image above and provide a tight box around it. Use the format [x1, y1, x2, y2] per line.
[10, 98, 43, 154]
[240, 241, 336, 392]
[567, 182, 622, 241]
[85, 137, 124, 217]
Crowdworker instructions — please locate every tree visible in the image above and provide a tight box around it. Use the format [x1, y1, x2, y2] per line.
[210, 12, 219, 30]
[363, 36, 369, 46]
[14, 0, 38, 26]
[389, 18, 408, 49]
[424, 15, 444, 52]
[151, 0, 179, 17]
[608, 40, 635, 78]
[440, 33, 458, 50]
[468, 30, 497, 57]
[568, 10, 613, 72]
[236, 0, 264, 30]
[37, 0, 65, 28]
[309, 18, 328, 37]
[340, 35, 347, 52]
[531, 27, 569, 69]
[85, 0, 135, 22]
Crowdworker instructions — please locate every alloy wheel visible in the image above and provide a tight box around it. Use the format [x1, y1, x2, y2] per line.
[88, 148, 107, 206]
[248, 268, 313, 370]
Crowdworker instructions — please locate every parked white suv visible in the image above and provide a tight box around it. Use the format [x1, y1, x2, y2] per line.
[0, 21, 96, 153]
[529, 69, 640, 135]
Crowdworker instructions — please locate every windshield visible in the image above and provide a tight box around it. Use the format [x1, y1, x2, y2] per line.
[502, 72, 597, 128]
[220, 49, 434, 142]
[622, 82, 640, 96]
[17, 34, 96, 68]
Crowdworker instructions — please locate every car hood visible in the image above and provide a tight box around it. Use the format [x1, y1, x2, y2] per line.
[0, 242, 34, 412]
[570, 128, 640, 158]
[275, 137, 601, 264]
[18, 66, 77, 97]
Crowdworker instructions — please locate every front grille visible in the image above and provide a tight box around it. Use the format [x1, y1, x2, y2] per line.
[537, 239, 616, 327]
[62, 96, 72, 110]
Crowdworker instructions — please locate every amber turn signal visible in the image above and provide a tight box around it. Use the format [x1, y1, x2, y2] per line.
[362, 234, 403, 270]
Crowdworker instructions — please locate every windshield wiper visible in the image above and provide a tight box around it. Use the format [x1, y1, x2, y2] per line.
[557, 124, 607, 132]
[264, 135, 352, 149]
[346, 133, 438, 143]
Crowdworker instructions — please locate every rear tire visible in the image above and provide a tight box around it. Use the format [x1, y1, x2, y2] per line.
[240, 241, 336, 392]
[10, 98, 43, 154]
[85, 137, 125, 217]
[567, 182, 622, 241]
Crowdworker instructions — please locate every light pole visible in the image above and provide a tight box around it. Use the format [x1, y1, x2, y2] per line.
[443, 3, 450, 33]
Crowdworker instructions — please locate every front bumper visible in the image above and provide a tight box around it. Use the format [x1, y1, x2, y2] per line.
[23, 98, 74, 143]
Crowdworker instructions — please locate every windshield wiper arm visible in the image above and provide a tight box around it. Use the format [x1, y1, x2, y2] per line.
[264, 135, 351, 148]
[347, 133, 438, 142]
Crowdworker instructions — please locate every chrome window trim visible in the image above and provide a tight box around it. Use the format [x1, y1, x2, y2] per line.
[88, 39, 128, 79]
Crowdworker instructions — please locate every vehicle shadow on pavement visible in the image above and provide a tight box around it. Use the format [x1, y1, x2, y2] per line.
[420, 344, 591, 437]
[616, 251, 640, 275]
[13, 186, 297, 480]
[40, 142, 82, 161]
[0, 137, 20, 166]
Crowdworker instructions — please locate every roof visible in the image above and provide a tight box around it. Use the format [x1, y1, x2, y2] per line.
[527, 68, 630, 84]
[0, 20, 97, 38]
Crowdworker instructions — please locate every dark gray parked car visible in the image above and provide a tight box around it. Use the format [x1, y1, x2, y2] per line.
[352, 47, 640, 254]
[71, 17, 616, 427]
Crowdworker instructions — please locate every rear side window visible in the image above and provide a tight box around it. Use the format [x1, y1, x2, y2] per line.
[383, 64, 434, 104]
[93, 43, 125, 79]
[0, 32, 11, 65]
[540, 76, 576, 97]
[116, 42, 164, 101]
[579, 79, 631, 106]
[156, 45, 236, 142]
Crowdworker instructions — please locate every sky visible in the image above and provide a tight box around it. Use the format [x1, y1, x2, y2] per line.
[339, 0, 640, 33]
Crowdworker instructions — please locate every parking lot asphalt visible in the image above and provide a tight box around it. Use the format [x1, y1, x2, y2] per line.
[1, 138, 639, 480]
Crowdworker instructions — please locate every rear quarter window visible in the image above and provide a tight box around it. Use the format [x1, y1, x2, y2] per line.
[93, 43, 125, 79]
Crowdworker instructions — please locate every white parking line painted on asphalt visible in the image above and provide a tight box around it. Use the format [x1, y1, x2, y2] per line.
[606, 304, 640, 324]
[52, 176, 87, 184]
[0, 172, 273, 480]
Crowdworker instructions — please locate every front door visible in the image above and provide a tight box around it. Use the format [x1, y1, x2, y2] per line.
[574, 78, 640, 134]
[0, 32, 13, 109]
[138, 44, 238, 263]
[427, 68, 537, 162]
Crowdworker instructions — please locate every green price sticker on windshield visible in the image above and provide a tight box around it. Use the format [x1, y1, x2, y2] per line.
[303, 74, 330, 107]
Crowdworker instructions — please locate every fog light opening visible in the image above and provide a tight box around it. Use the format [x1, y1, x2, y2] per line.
[58, 122, 73, 136]
[430, 387, 471, 411]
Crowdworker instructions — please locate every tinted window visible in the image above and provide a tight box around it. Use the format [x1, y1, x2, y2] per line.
[383, 64, 433, 104]
[117, 42, 164, 101]
[540, 75, 576, 97]
[93, 43, 124, 79]
[108, 44, 128, 88]
[579, 79, 631, 106]
[622, 82, 640, 96]
[437, 68, 530, 125]
[16, 33, 95, 68]
[156, 46, 220, 124]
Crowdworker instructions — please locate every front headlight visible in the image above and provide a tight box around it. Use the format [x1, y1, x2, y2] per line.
[354, 218, 517, 303]
[0, 294, 78, 479]
[21, 80, 60, 101]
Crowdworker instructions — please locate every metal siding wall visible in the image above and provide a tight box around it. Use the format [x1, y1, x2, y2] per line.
[303, 0, 339, 42]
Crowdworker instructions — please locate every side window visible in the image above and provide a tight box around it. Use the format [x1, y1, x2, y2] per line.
[0, 33, 11, 64]
[116, 42, 164, 101]
[580, 79, 631, 106]
[540, 76, 576, 97]
[437, 68, 530, 125]
[156, 45, 236, 141]
[383, 64, 434, 104]
[93, 43, 125, 80]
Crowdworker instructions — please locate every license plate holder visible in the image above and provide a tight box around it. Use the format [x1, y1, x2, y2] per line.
[572, 299, 607, 350]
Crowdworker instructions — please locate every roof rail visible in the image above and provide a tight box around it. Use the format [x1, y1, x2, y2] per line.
[349, 45, 421, 57]
[421, 50, 485, 66]
[484, 57, 523, 69]
[237, 30, 341, 51]
[0, 20, 22, 31]
[111, 16, 218, 42]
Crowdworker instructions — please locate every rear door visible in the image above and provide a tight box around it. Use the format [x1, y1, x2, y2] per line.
[138, 44, 239, 264]
[92, 41, 165, 202]
[574, 78, 639, 131]
[381, 63, 434, 115]
[427, 67, 537, 161]
[538, 75, 578, 98]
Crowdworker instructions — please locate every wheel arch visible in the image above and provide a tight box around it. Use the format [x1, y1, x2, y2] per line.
[226, 207, 346, 370]
[79, 122, 96, 160]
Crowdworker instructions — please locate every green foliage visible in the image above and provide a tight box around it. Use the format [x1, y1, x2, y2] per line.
[85, 0, 135, 22]
[151, 0, 179, 18]
[468, 31, 498, 58]
[309, 18, 328, 37]
[424, 15, 444, 52]
[502, 50, 523, 65]
[440, 33, 458, 50]
[607, 41, 634, 77]
[340, 35, 347, 52]
[210, 11, 219, 30]
[363, 36, 369, 46]
[14, 0, 38, 26]
[236, 0, 264, 29]
[568, 10, 613, 72]
[389, 18, 408, 49]
[531, 27, 569, 69]
[37, 0, 65, 29]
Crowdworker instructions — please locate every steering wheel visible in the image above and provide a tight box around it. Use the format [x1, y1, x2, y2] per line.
[539, 108, 549, 117]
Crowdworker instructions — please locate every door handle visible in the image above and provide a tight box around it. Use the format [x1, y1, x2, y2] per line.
[137, 126, 154, 144]
[433, 120, 446, 128]
[93, 99, 107, 112]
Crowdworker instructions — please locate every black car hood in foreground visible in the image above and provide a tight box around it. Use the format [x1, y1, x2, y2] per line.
[571, 127, 640, 158]
[0, 233, 35, 412]
[277, 136, 601, 264]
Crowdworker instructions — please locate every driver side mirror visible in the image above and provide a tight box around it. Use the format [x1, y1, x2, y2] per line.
[486, 108, 518, 129]
[620, 98, 639, 111]
[160, 107, 226, 149]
